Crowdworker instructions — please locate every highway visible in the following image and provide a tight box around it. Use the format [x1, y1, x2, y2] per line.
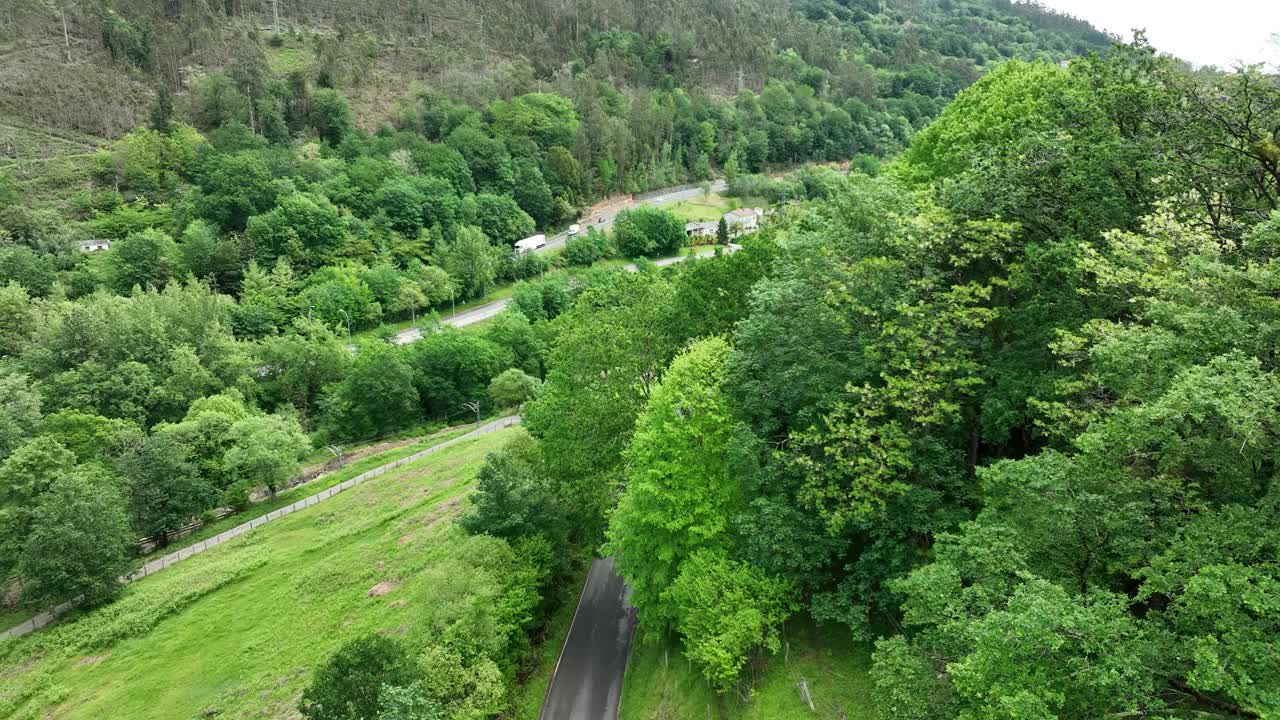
[539, 557, 637, 720]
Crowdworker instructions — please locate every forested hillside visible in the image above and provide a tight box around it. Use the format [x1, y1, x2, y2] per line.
[2, 0, 1107, 192]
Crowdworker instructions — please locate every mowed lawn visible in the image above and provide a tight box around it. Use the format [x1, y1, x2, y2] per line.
[620, 617, 874, 720]
[665, 193, 736, 222]
[0, 427, 520, 720]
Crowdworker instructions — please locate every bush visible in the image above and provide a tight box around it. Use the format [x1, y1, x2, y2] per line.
[612, 206, 685, 257]
[299, 634, 423, 720]
[562, 227, 615, 266]
[487, 368, 541, 408]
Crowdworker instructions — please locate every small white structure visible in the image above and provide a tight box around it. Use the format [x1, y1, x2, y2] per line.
[79, 239, 111, 252]
[723, 208, 761, 235]
[685, 221, 717, 239]
[567, 223, 581, 236]
[514, 234, 547, 253]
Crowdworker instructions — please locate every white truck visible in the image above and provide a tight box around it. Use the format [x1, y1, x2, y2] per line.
[514, 234, 547, 253]
[567, 223, 581, 236]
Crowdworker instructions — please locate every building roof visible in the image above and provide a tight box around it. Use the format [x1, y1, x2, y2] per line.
[725, 208, 758, 219]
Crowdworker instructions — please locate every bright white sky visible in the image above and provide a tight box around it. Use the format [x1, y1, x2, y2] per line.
[1036, 0, 1280, 68]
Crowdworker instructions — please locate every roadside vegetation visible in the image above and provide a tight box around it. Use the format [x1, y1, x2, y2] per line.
[0, 428, 528, 720]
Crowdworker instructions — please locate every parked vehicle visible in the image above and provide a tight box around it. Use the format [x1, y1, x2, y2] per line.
[568, 223, 581, 236]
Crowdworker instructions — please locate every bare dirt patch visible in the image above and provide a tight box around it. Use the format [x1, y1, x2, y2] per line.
[79, 654, 109, 666]
[366, 581, 401, 598]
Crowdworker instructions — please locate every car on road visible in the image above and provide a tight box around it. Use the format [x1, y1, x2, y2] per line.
[567, 223, 581, 236]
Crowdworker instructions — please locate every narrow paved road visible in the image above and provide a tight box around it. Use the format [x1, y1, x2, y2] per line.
[395, 244, 737, 342]
[540, 557, 637, 720]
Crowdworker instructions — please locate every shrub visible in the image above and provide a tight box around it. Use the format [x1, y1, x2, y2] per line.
[612, 206, 685, 257]
[487, 368, 541, 408]
[299, 634, 423, 720]
[562, 227, 614, 266]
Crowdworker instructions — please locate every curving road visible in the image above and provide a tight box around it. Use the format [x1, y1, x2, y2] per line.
[395, 248, 736, 342]
[540, 557, 637, 720]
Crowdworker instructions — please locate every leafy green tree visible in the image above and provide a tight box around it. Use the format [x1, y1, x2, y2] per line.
[487, 368, 540, 408]
[178, 218, 241, 290]
[191, 72, 250, 130]
[299, 634, 424, 720]
[604, 337, 742, 626]
[223, 414, 310, 497]
[612, 206, 685, 257]
[37, 410, 142, 463]
[308, 89, 354, 144]
[106, 228, 183, 292]
[509, 274, 572, 323]
[0, 437, 77, 579]
[562, 228, 614, 266]
[0, 281, 35, 357]
[409, 143, 474, 194]
[247, 192, 347, 267]
[523, 271, 677, 530]
[152, 392, 251, 493]
[19, 466, 133, 607]
[195, 152, 281, 231]
[96, 125, 206, 198]
[406, 329, 511, 418]
[321, 343, 420, 440]
[377, 683, 442, 720]
[120, 432, 215, 544]
[0, 373, 43, 461]
[432, 225, 501, 298]
[664, 550, 795, 692]
[459, 432, 567, 553]
[512, 159, 557, 228]
[715, 216, 729, 245]
[482, 309, 545, 376]
[489, 93, 579, 149]
[0, 246, 56, 296]
[466, 193, 536, 246]
[254, 319, 352, 423]
[542, 146, 581, 201]
[446, 126, 513, 195]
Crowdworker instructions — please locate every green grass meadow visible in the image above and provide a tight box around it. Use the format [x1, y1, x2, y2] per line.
[0, 427, 520, 720]
[620, 617, 874, 720]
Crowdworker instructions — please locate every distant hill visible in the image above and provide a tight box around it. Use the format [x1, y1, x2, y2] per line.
[0, 0, 1111, 141]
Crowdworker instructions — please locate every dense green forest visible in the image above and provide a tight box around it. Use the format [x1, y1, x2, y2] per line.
[494, 41, 1277, 720]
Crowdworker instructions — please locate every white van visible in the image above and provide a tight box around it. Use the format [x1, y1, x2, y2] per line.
[515, 234, 547, 253]
[567, 223, 581, 236]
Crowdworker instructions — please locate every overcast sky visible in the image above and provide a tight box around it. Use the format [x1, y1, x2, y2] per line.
[1035, 1, 1280, 68]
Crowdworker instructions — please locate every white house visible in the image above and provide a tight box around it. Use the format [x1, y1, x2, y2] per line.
[685, 220, 717, 239]
[723, 208, 761, 235]
[79, 239, 111, 252]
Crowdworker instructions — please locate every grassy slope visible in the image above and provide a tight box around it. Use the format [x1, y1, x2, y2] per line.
[621, 617, 874, 720]
[665, 193, 739, 222]
[0, 427, 518, 720]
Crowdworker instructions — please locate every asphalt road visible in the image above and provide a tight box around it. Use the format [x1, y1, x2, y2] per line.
[393, 179, 732, 344]
[394, 245, 736, 342]
[540, 557, 637, 720]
